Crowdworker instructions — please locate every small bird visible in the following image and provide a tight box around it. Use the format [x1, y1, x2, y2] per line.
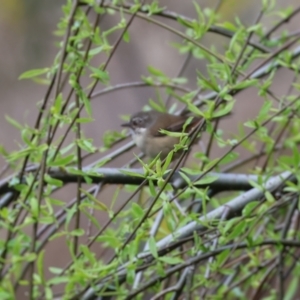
[121, 110, 203, 159]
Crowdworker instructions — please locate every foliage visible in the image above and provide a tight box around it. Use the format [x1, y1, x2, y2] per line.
[1, 0, 300, 299]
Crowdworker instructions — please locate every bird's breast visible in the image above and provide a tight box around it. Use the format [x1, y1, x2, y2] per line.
[131, 128, 181, 159]
[146, 135, 180, 158]
[132, 128, 147, 151]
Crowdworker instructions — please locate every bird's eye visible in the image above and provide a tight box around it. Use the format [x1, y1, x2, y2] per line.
[132, 118, 141, 126]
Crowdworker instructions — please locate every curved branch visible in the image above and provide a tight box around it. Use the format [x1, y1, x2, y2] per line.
[155, 171, 293, 248]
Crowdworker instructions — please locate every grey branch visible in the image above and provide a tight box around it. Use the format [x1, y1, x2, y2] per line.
[155, 171, 293, 248]
[0, 166, 263, 196]
[81, 171, 293, 300]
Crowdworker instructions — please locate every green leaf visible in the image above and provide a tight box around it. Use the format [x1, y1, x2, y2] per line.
[80, 93, 92, 117]
[45, 287, 53, 300]
[88, 46, 103, 56]
[49, 231, 68, 241]
[172, 77, 188, 84]
[102, 130, 125, 148]
[147, 66, 166, 77]
[81, 209, 101, 230]
[96, 234, 122, 248]
[5, 115, 23, 130]
[159, 129, 188, 138]
[37, 250, 45, 284]
[242, 201, 260, 217]
[193, 175, 218, 185]
[148, 179, 156, 197]
[219, 152, 239, 165]
[48, 267, 63, 275]
[119, 169, 145, 178]
[51, 94, 63, 115]
[203, 157, 221, 172]
[177, 16, 194, 29]
[148, 236, 158, 258]
[89, 67, 110, 84]
[232, 79, 258, 90]
[76, 138, 96, 153]
[29, 196, 39, 218]
[70, 228, 85, 236]
[144, 1, 166, 15]
[44, 174, 63, 187]
[21, 129, 32, 146]
[141, 76, 154, 85]
[222, 218, 238, 234]
[80, 245, 96, 265]
[244, 120, 258, 129]
[149, 98, 165, 112]
[0, 145, 9, 157]
[285, 276, 298, 300]
[221, 21, 237, 31]
[257, 100, 272, 121]
[265, 190, 275, 203]
[186, 102, 205, 117]
[212, 100, 235, 118]
[80, 188, 108, 211]
[178, 171, 192, 186]
[123, 30, 130, 42]
[159, 256, 183, 264]
[216, 249, 230, 266]
[197, 70, 219, 92]
[131, 202, 144, 218]
[92, 157, 111, 168]
[76, 117, 94, 123]
[227, 221, 246, 240]
[19, 68, 49, 80]
[65, 205, 77, 228]
[162, 151, 173, 173]
[248, 179, 263, 190]
[48, 154, 75, 167]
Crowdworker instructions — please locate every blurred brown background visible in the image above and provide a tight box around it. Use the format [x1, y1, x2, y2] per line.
[1, 0, 298, 161]
[1, 0, 299, 295]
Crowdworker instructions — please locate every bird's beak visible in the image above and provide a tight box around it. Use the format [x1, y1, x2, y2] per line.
[121, 122, 131, 128]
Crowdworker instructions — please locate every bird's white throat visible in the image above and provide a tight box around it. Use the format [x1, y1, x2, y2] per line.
[130, 127, 147, 150]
